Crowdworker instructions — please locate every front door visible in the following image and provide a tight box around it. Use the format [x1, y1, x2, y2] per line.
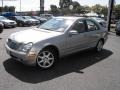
[85, 19, 101, 47]
[65, 19, 88, 54]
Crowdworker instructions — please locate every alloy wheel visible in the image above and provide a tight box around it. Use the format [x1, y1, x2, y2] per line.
[37, 51, 55, 69]
[97, 40, 103, 52]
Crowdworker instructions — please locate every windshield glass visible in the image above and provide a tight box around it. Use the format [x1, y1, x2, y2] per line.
[38, 18, 74, 32]
[23, 16, 32, 19]
[15, 16, 24, 20]
[33, 16, 40, 19]
[0, 16, 7, 20]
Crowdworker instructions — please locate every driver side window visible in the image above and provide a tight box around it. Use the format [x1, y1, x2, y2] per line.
[71, 20, 86, 33]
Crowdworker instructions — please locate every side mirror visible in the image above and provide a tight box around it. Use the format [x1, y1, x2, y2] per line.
[69, 30, 78, 36]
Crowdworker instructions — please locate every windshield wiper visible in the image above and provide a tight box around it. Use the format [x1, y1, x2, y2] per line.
[41, 28, 52, 30]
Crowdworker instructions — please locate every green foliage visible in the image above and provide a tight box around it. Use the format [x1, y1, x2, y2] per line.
[101, 6, 108, 16]
[92, 4, 103, 14]
[4, 6, 9, 12]
[59, 0, 92, 15]
[50, 5, 60, 15]
[114, 4, 120, 19]
[0, 6, 15, 13]
[0, 7, 3, 12]
[83, 6, 91, 13]
[92, 4, 108, 16]
[59, 0, 72, 8]
[9, 6, 15, 12]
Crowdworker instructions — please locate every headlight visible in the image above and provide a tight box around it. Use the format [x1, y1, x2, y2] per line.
[14, 22, 17, 24]
[4, 22, 9, 25]
[19, 42, 33, 52]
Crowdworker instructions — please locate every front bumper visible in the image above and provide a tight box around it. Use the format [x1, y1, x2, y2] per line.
[5, 44, 37, 66]
[4, 23, 16, 28]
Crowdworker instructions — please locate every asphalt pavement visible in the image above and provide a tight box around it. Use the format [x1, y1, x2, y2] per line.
[0, 27, 120, 90]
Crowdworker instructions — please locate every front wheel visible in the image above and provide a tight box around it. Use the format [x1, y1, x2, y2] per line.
[0, 27, 3, 33]
[96, 40, 104, 52]
[116, 32, 120, 36]
[36, 49, 57, 69]
[18, 23, 23, 27]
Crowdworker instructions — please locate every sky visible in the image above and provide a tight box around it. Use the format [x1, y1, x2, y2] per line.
[0, 0, 120, 11]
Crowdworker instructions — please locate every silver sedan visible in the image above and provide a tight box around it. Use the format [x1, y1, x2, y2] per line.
[5, 16, 108, 69]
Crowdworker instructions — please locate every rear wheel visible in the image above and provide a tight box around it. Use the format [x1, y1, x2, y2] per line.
[96, 40, 104, 52]
[36, 48, 57, 69]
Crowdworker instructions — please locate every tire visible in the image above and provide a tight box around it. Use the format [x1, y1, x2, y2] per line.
[12, 25, 16, 28]
[36, 48, 57, 69]
[96, 40, 104, 52]
[116, 32, 120, 36]
[19, 23, 23, 27]
[0, 28, 3, 33]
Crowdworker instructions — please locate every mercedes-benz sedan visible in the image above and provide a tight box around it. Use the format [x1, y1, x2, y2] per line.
[5, 17, 108, 69]
[0, 16, 17, 28]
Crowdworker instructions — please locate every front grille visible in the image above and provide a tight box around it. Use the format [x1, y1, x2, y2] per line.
[7, 39, 22, 50]
[26, 21, 30, 23]
[10, 22, 14, 24]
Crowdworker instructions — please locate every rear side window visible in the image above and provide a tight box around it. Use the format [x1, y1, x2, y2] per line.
[72, 20, 86, 33]
[86, 20, 99, 31]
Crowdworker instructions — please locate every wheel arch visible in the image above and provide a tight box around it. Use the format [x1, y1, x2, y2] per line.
[42, 45, 59, 58]
[100, 38, 105, 44]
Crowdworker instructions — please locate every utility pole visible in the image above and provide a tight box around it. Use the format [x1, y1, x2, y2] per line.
[107, 0, 115, 31]
[1, 0, 3, 12]
[20, 0, 21, 12]
[40, 0, 44, 14]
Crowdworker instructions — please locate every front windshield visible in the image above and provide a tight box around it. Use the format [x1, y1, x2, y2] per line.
[15, 16, 24, 20]
[34, 16, 40, 19]
[39, 18, 74, 32]
[23, 16, 32, 19]
[0, 16, 7, 20]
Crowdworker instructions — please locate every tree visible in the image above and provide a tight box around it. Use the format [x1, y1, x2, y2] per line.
[92, 4, 108, 16]
[101, 6, 108, 16]
[92, 4, 103, 15]
[0, 7, 3, 13]
[0, 6, 15, 13]
[71, 1, 81, 13]
[114, 4, 120, 19]
[83, 6, 91, 13]
[9, 6, 15, 12]
[59, 0, 72, 8]
[50, 5, 59, 16]
[4, 6, 9, 12]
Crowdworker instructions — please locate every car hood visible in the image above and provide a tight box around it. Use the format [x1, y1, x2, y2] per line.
[29, 19, 38, 22]
[9, 28, 62, 44]
[1, 19, 15, 23]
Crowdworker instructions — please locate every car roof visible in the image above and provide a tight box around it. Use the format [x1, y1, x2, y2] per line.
[54, 16, 85, 20]
[54, 16, 86, 20]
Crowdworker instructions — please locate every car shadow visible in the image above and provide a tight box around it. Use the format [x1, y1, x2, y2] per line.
[3, 49, 113, 84]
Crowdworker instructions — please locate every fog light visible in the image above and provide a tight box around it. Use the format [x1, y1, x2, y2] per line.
[28, 52, 36, 57]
